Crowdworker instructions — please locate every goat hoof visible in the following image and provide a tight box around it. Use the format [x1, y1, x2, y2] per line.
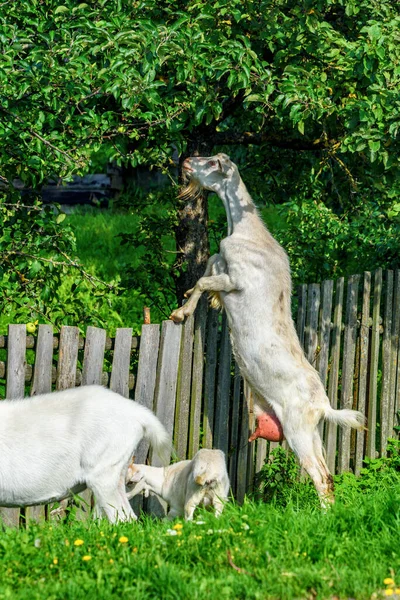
[184, 287, 194, 299]
[169, 309, 185, 323]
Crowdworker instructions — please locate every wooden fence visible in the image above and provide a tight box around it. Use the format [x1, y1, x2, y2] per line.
[0, 268, 399, 525]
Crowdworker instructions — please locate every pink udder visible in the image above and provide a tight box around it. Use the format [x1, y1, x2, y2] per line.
[249, 412, 284, 443]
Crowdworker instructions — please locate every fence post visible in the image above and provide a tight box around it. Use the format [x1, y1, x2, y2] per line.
[147, 320, 182, 516]
[366, 269, 382, 459]
[355, 272, 371, 475]
[0, 324, 26, 527]
[338, 274, 360, 473]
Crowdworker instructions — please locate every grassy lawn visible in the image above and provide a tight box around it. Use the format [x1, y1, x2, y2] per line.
[1, 481, 399, 600]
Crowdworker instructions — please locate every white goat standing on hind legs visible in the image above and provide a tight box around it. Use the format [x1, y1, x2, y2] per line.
[170, 153, 365, 507]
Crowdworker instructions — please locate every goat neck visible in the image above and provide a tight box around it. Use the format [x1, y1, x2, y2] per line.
[219, 171, 258, 237]
[139, 465, 165, 497]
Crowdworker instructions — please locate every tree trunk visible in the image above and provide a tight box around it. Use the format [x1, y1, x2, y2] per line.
[174, 136, 214, 304]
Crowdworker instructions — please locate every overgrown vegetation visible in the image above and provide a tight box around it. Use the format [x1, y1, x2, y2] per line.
[1, 0, 400, 327]
[253, 439, 400, 508]
[1, 472, 400, 600]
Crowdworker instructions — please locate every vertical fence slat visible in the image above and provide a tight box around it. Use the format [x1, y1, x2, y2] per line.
[229, 363, 242, 496]
[78, 326, 107, 520]
[174, 315, 194, 460]
[56, 326, 79, 391]
[366, 269, 382, 459]
[390, 270, 400, 437]
[325, 278, 344, 473]
[188, 300, 207, 459]
[317, 280, 334, 387]
[304, 283, 320, 366]
[31, 325, 53, 397]
[1, 324, 26, 527]
[246, 384, 255, 493]
[338, 275, 360, 473]
[147, 320, 182, 516]
[296, 284, 307, 348]
[134, 324, 161, 465]
[213, 313, 232, 456]
[355, 272, 371, 475]
[109, 328, 133, 398]
[381, 271, 393, 455]
[26, 325, 53, 523]
[236, 379, 250, 504]
[52, 326, 79, 521]
[131, 324, 161, 516]
[203, 308, 219, 449]
[81, 326, 106, 386]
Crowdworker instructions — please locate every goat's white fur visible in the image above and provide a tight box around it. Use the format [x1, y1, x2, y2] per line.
[0, 385, 170, 523]
[126, 449, 230, 520]
[170, 153, 365, 505]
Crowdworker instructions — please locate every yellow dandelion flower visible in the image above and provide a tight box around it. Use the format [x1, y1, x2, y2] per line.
[172, 523, 183, 531]
[82, 555, 92, 562]
[384, 579, 395, 586]
[396, 589, 400, 595]
[132, 547, 138, 553]
[119, 536, 129, 544]
[384, 590, 394, 596]
[109, 559, 114, 564]
[53, 558, 58, 565]
[74, 539, 84, 546]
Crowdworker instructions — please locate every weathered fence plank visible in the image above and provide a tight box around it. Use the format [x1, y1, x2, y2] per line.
[31, 325, 53, 397]
[56, 326, 79, 391]
[366, 269, 382, 459]
[134, 324, 161, 463]
[355, 272, 371, 475]
[1, 325, 26, 527]
[325, 278, 344, 473]
[81, 326, 107, 387]
[131, 323, 160, 515]
[304, 283, 320, 366]
[109, 328, 133, 398]
[229, 363, 242, 495]
[236, 379, 250, 504]
[203, 308, 219, 449]
[147, 320, 182, 516]
[26, 325, 54, 523]
[296, 283, 307, 348]
[174, 315, 194, 460]
[338, 275, 360, 473]
[213, 313, 232, 456]
[381, 271, 393, 455]
[78, 326, 107, 520]
[317, 280, 334, 387]
[188, 299, 207, 459]
[390, 270, 400, 437]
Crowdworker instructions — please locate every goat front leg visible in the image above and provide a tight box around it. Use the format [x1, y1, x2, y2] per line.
[170, 254, 225, 323]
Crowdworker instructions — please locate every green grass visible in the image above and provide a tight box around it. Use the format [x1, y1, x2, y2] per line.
[1, 482, 400, 600]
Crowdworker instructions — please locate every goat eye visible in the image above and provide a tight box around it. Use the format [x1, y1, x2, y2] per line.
[208, 160, 216, 167]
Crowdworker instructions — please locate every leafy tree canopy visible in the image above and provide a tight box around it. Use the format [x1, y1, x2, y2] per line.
[0, 0, 399, 325]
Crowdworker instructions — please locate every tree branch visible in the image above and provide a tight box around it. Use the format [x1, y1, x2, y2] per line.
[213, 130, 326, 151]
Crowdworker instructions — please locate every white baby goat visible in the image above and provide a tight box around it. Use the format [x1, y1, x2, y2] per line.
[126, 448, 230, 520]
[0, 385, 170, 523]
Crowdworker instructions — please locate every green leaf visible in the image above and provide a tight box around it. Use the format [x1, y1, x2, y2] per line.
[297, 121, 305, 135]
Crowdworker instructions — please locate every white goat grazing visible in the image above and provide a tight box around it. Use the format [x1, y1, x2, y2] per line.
[0, 385, 170, 523]
[170, 153, 365, 505]
[126, 449, 230, 520]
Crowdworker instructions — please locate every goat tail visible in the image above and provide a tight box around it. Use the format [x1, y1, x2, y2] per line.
[324, 405, 366, 431]
[141, 410, 171, 466]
